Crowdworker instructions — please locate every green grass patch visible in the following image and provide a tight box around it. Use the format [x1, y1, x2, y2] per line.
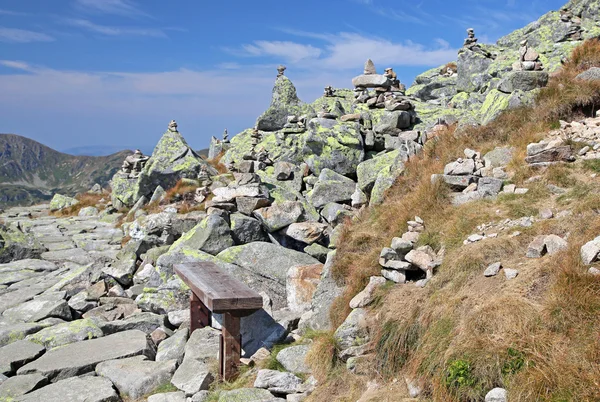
[582, 159, 600, 173]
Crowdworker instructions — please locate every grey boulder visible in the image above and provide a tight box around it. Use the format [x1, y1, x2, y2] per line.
[17, 375, 120, 402]
[17, 329, 153, 381]
[96, 355, 177, 400]
[254, 369, 302, 394]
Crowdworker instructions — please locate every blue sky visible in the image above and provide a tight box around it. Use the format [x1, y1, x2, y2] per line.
[0, 0, 567, 154]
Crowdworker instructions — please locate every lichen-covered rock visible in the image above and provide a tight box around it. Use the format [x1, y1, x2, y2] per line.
[307, 169, 356, 208]
[480, 89, 511, 125]
[256, 75, 304, 131]
[49, 194, 79, 211]
[369, 158, 406, 205]
[299, 119, 364, 176]
[25, 318, 103, 349]
[356, 150, 401, 193]
[216, 242, 320, 309]
[0, 226, 46, 263]
[253, 201, 304, 233]
[3, 291, 71, 323]
[170, 215, 234, 256]
[111, 128, 215, 207]
[334, 308, 369, 351]
[230, 213, 269, 244]
[498, 71, 549, 93]
[457, 50, 493, 93]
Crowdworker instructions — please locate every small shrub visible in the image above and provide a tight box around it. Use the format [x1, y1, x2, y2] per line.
[501, 347, 527, 376]
[444, 358, 477, 390]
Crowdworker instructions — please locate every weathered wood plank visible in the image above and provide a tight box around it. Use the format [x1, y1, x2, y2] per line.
[190, 293, 211, 333]
[174, 262, 263, 314]
[220, 313, 241, 381]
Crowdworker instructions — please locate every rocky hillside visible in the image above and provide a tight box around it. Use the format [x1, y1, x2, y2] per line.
[0, 134, 128, 207]
[0, 1, 599, 402]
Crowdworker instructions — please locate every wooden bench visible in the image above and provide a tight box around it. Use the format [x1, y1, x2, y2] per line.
[174, 262, 263, 381]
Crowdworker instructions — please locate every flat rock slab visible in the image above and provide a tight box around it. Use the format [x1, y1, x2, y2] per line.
[156, 328, 189, 364]
[171, 328, 219, 395]
[40, 249, 94, 265]
[25, 318, 104, 349]
[0, 322, 51, 347]
[0, 373, 48, 399]
[148, 391, 188, 402]
[17, 375, 120, 402]
[0, 340, 46, 375]
[218, 388, 285, 401]
[96, 355, 177, 400]
[98, 312, 165, 335]
[2, 291, 71, 323]
[0, 259, 58, 273]
[254, 369, 302, 394]
[17, 329, 152, 382]
[0, 285, 49, 314]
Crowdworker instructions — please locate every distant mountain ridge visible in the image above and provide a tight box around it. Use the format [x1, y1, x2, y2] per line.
[61, 145, 153, 157]
[0, 134, 129, 207]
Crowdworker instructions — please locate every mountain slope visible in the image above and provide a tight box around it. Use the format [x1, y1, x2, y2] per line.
[0, 134, 128, 207]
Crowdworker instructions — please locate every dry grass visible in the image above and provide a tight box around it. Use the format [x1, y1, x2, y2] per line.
[305, 330, 340, 382]
[313, 39, 600, 401]
[440, 62, 458, 74]
[206, 151, 229, 174]
[52, 192, 107, 217]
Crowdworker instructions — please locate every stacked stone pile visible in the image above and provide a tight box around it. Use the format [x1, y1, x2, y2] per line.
[432, 147, 517, 205]
[377, 217, 443, 286]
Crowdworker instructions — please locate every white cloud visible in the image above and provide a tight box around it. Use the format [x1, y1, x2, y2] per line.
[238, 41, 323, 63]
[0, 27, 54, 43]
[64, 18, 166, 37]
[74, 0, 148, 17]
[238, 32, 458, 71]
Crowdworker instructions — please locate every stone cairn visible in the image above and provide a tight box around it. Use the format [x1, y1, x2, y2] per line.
[513, 40, 544, 71]
[352, 59, 411, 110]
[318, 104, 337, 119]
[284, 115, 307, 133]
[168, 119, 178, 132]
[462, 28, 493, 58]
[223, 128, 229, 143]
[195, 164, 213, 203]
[378, 216, 443, 287]
[277, 64, 286, 78]
[234, 127, 273, 174]
[120, 149, 149, 178]
[323, 85, 335, 97]
[560, 6, 583, 41]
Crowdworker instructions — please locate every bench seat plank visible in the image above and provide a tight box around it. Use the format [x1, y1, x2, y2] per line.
[174, 262, 263, 314]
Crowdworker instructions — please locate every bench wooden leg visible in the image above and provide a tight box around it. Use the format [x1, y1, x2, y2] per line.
[220, 312, 241, 381]
[190, 292, 211, 333]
